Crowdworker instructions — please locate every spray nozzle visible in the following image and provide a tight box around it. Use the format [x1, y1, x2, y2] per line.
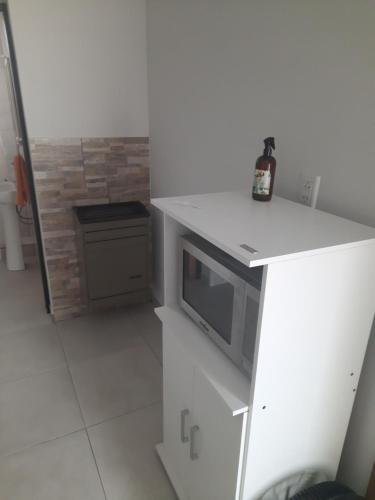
[263, 137, 275, 156]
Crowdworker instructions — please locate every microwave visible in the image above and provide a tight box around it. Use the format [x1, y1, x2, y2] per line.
[180, 234, 263, 378]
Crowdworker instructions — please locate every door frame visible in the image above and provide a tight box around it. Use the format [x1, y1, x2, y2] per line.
[0, 3, 50, 313]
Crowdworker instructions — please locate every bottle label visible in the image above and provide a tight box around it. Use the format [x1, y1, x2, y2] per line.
[253, 169, 271, 196]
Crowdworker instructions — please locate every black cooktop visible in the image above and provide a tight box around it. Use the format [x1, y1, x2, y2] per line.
[74, 201, 150, 224]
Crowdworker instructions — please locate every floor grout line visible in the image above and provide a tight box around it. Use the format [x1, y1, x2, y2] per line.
[139, 332, 163, 367]
[86, 400, 163, 431]
[128, 305, 163, 367]
[0, 297, 165, 497]
[0, 428, 86, 461]
[57, 322, 162, 499]
[85, 429, 109, 500]
[0, 398, 162, 465]
[0, 316, 55, 336]
[56, 327, 109, 500]
[0, 362, 68, 388]
[56, 314, 163, 429]
[0, 319, 53, 338]
[0, 338, 67, 388]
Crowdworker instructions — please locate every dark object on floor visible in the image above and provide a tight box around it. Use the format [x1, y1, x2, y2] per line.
[74, 201, 151, 311]
[367, 464, 375, 500]
[290, 481, 364, 500]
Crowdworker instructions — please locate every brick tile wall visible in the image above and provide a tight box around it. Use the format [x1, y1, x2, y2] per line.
[30, 137, 150, 320]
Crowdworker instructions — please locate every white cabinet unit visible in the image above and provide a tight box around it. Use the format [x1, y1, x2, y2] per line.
[162, 327, 193, 498]
[189, 367, 246, 500]
[157, 308, 249, 500]
[152, 191, 375, 499]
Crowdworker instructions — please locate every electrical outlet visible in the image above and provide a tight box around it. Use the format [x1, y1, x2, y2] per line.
[300, 179, 314, 206]
[298, 175, 321, 208]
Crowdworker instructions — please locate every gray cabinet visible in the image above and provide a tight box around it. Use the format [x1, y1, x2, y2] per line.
[74, 202, 151, 310]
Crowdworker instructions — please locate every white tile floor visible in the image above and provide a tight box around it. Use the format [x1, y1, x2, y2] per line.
[0, 261, 50, 336]
[0, 262, 176, 500]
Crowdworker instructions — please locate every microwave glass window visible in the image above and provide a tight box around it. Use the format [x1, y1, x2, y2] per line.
[242, 294, 259, 362]
[183, 250, 234, 344]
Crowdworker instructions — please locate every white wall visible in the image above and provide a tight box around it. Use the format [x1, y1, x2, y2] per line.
[0, 28, 17, 181]
[0, 63, 17, 247]
[0, 67, 16, 179]
[8, 0, 149, 138]
[147, 0, 375, 494]
[0, 18, 17, 247]
[147, 0, 375, 226]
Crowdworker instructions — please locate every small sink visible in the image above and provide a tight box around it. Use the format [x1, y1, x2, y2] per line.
[0, 180, 24, 270]
[0, 180, 16, 205]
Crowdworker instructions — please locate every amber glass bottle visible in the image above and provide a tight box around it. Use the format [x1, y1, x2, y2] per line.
[252, 137, 276, 201]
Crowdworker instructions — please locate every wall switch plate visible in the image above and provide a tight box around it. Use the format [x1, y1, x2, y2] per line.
[298, 175, 321, 208]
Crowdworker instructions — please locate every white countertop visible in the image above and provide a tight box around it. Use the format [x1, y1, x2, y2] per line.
[152, 191, 375, 267]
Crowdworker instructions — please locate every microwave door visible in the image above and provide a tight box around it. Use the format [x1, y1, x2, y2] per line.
[181, 240, 246, 356]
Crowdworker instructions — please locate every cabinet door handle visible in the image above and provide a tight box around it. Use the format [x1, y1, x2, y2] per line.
[190, 425, 199, 460]
[180, 409, 189, 443]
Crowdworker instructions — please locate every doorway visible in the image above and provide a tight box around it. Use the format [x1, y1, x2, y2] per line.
[0, 4, 50, 325]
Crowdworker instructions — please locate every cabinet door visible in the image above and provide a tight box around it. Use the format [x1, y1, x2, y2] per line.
[85, 235, 148, 299]
[163, 328, 194, 497]
[189, 368, 246, 500]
